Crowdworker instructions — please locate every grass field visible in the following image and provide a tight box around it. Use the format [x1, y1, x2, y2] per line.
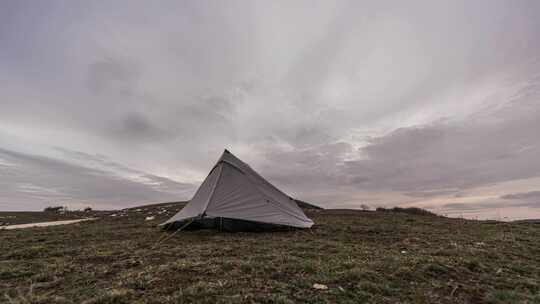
[1, 203, 539, 303]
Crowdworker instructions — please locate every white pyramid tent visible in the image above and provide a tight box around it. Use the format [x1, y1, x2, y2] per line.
[161, 150, 314, 230]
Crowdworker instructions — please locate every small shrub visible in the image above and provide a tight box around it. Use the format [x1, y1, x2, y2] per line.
[43, 206, 64, 213]
[44, 206, 67, 213]
[360, 204, 371, 211]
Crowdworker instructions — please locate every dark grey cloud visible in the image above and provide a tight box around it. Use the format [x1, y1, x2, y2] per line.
[107, 112, 172, 143]
[404, 189, 461, 198]
[501, 191, 540, 200]
[498, 190, 540, 211]
[258, 142, 354, 191]
[442, 199, 540, 211]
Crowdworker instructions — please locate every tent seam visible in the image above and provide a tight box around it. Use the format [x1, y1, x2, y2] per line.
[200, 164, 224, 217]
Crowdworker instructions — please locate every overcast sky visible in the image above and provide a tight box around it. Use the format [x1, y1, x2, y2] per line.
[1, 0, 539, 219]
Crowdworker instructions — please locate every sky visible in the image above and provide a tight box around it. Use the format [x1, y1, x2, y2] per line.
[1, 0, 540, 219]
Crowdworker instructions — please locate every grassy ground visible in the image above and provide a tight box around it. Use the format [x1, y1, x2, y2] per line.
[1, 203, 539, 303]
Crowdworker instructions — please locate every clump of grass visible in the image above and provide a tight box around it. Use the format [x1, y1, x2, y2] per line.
[83, 288, 134, 304]
[486, 290, 521, 303]
[423, 262, 450, 277]
[43, 206, 66, 213]
[4, 284, 69, 304]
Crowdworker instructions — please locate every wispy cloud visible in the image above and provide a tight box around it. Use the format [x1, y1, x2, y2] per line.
[0, 148, 194, 211]
[501, 191, 540, 201]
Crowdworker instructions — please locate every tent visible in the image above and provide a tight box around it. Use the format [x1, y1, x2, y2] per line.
[161, 150, 314, 231]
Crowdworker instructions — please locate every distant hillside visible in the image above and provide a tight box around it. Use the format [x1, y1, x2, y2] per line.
[513, 219, 540, 224]
[294, 199, 324, 210]
[126, 201, 187, 211]
[130, 200, 323, 212]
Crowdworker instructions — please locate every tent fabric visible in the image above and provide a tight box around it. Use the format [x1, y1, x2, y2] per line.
[161, 150, 314, 229]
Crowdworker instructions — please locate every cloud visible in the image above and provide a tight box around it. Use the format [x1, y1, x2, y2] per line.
[0, 147, 195, 211]
[53, 147, 195, 193]
[501, 191, 540, 200]
[246, 72, 540, 210]
[344, 79, 540, 193]
[404, 189, 462, 198]
[107, 112, 172, 143]
[442, 199, 540, 211]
